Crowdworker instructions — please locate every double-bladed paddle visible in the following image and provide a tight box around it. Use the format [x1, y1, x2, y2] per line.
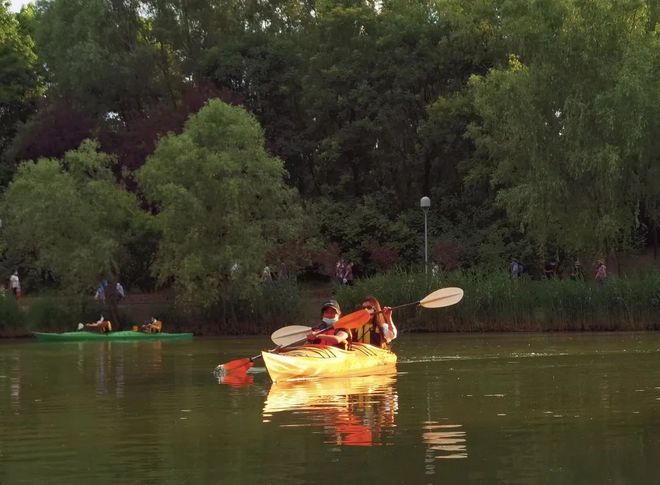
[214, 309, 372, 377]
[269, 287, 464, 345]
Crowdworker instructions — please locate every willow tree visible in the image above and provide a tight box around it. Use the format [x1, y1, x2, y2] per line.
[467, 0, 659, 258]
[138, 99, 302, 312]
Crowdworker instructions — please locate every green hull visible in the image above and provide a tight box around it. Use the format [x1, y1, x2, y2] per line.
[32, 330, 193, 341]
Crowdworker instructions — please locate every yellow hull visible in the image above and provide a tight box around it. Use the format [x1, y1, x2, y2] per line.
[261, 343, 397, 382]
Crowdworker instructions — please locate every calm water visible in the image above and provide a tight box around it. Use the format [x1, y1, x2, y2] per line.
[2, 333, 660, 484]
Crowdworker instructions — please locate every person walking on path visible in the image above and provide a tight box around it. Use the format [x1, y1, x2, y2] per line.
[9, 271, 20, 298]
[115, 282, 125, 300]
[595, 260, 607, 285]
[510, 259, 523, 279]
[95, 279, 108, 302]
[335, 258, 346, 285]
[343, 261, 354, 286]
[261, 265, 273, 283]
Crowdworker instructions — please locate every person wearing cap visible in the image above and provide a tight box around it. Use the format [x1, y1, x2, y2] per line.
[307, 300, 351, 350]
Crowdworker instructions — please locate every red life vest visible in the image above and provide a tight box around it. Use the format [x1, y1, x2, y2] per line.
[309, 327, 352, 350]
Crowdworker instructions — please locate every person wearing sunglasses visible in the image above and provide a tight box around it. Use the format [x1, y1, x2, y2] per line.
[353, 296, 397, 349]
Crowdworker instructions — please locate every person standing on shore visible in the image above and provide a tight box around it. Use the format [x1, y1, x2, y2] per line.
[595, 260, 607, 285]
[343, 261, 354, 285]
[9, 271, 20, 298]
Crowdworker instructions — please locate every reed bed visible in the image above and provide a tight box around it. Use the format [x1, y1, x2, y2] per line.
[336, 269, 660, 332]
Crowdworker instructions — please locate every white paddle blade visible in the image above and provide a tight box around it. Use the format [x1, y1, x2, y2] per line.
[419, 287, 464, 308]
[271, 325, 312, 346]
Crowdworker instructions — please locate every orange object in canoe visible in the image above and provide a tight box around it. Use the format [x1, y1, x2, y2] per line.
[261, 342, 397, 382]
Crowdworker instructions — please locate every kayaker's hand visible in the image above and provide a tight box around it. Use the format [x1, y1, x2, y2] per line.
[307, 331, 317, 342]
[383, 306, 393, 320]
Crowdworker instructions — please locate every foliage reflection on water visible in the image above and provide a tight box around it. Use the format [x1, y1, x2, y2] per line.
[262, 372, 399, 446]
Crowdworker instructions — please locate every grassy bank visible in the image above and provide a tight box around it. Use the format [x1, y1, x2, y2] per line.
[0, 279, 303, 337]
[4, 271, 660, 337]
[336, 270, 660, 332]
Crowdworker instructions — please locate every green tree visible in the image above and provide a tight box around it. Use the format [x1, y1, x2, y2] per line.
[0, 2, 41, 181]
[34, 0, 180, 120]
[468, 0, 659, 257]
[138, 99, 302, 311]
[0, 139, 147, 322]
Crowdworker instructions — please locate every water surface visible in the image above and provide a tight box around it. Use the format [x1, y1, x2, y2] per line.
[2, 333, 660, 484]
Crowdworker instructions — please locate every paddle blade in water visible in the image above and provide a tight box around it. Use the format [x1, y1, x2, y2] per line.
[419, 287, 464, 308]
[215, 358, 254, 376]
[335, 309, 372, 330]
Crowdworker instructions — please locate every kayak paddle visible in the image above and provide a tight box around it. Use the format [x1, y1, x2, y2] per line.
[269, 308, 374, 347]
[270, 325, 313, 345]
[269, 287, 464, 345]
[215, 309, 372, 376]
[322, 287, 465, 331]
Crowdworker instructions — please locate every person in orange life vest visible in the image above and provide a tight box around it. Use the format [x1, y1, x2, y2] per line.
[140, 317, 162, 333]
[353, 296, 397, 349]
[307, 300, 351, 350]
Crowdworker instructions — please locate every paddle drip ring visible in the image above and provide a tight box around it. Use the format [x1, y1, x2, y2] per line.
[213, 365, 226, 378]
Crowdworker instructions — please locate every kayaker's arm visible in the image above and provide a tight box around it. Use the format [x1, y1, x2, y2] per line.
[382, 307, 397, 343]
[308, 329, 349, 345]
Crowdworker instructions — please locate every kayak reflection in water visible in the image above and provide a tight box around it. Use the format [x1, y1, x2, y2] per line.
[263, 372, 398, 446]
[352, 296, 397, 349]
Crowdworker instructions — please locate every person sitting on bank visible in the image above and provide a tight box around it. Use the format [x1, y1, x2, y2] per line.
[78, 315, 112, 333]
[353, 296, 397, 349]
[140, 317, 163, 333]
[307, 300, 351, 350]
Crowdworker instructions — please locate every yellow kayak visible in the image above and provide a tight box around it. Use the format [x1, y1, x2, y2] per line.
[261, 342, 397, 382]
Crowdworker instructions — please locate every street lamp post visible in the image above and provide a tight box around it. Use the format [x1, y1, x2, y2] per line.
[420, 196, 431, 274]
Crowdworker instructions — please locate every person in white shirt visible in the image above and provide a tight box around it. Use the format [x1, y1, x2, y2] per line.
[9, 271, 20, 297]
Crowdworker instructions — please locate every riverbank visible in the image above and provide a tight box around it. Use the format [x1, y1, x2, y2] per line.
[3, 270, 660, 337]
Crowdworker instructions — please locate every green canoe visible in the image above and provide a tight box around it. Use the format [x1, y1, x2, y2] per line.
[32, 330, 193, 341]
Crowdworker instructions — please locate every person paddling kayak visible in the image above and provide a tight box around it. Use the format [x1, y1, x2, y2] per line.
[353, 296, 397, 349]
[307, 300, 352, 350]
[77, 315, 112, 333]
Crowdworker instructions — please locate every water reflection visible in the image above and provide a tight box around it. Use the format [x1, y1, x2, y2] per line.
[218, 372, 255, 387]
[263, 372, 398, 446]
[422, 421, 467, 462]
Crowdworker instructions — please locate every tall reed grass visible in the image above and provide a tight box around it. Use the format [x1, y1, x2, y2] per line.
[336, 269, 660, 332]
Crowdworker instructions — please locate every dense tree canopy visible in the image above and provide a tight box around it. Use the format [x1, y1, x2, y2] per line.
[468, 0, 660, 256]
[0, 2, 40, 181]
[0, 0, 658, 301]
